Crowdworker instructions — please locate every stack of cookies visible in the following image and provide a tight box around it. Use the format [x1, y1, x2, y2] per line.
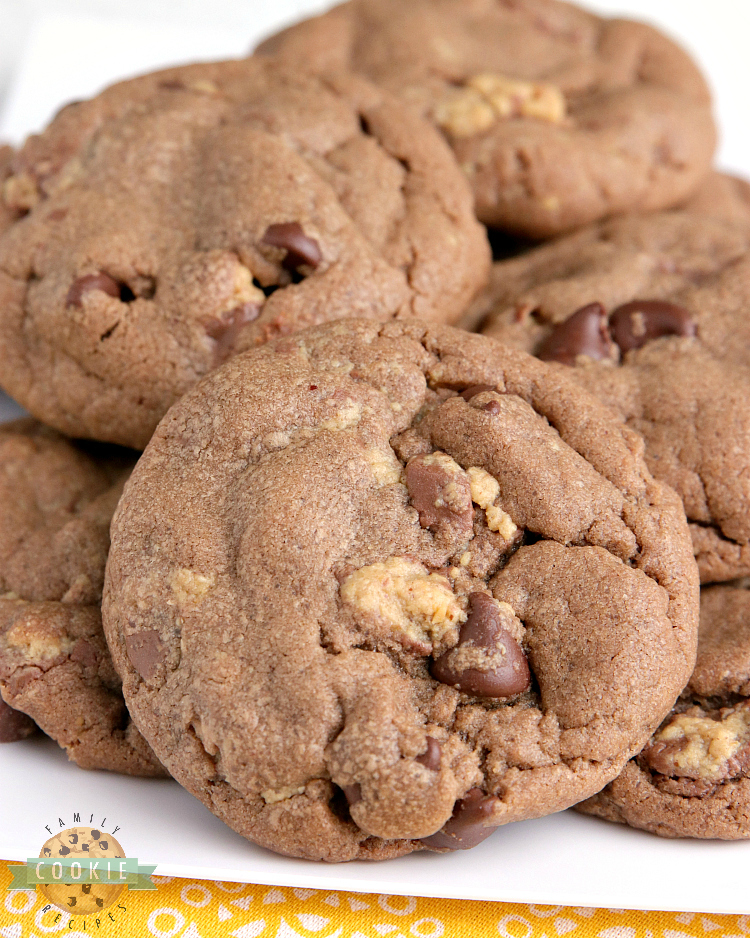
[0, 0, 747, 860]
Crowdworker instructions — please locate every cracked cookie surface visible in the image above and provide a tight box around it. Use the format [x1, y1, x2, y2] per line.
[0, 419, 165, 776]
[103, 319, 698, 860]
[578, 583, 750, 839]
[479, 174, 750, 582]
[257, 0, 715, 237]
[0, 57, 489, 449]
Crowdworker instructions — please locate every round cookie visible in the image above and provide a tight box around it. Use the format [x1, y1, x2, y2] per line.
[0, 419, 165, 776]
[478, 174, 750, 583]
[578, 583, 750, 839]
[39, 828, 125, 915]
[103, 319, 698, 861]
[0, 58, 490, 449]
[257, 0, 716, 237]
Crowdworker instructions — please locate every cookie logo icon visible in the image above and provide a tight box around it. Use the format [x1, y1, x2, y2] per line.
[7, 820, 155, 915]
[38, 827, 125, 916]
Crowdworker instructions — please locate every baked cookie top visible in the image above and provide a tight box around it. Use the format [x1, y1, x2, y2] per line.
[103, 319, 698, 861]
[479, 174, 750, 583]
[578, 583, 750, 839]
[257, 0, 716, 237]
[0, 419, 165, 776]
[0, 58, 489, 449]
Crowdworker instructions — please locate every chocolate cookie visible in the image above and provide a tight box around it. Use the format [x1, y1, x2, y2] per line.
[479, 175, 750, 582]
[0, 419, 165, 776]
[257, 0, 716, 237]
[103, 319, 698, 861]
[578, 583, 750, 839]
[0, 58, 489, 449]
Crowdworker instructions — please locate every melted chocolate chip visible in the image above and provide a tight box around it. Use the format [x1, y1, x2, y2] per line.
[460, 384, 496, 402]
[262, 222, 322, 271]
[405, 454, 472, 533]
[70, 639, 99, 669]
[483, 400, 502, 414]
[421, 788, 499, 850]
[415, 736, 442, 772]
[206, 302, 262, 362]
[640, 737, 689, 777]
[609, 300, 696, 353]
[431, 592, 530, 697]
[536, 302, 613, 366]
[0, 697, 37, 743]
[125, 630, 166, 683]
[342, 783, 362, 805]
[66, 273, 120, 307]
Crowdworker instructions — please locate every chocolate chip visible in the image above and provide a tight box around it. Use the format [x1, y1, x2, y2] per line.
[483, 400, 501, 414]
[431, 592, 530, 697]
[405, 453, 472, 533]
[342, 783, 362, 805]
[640, 737, 689, 777]
[536, 302, 613, 366]
[262, 222, 322, 271]
[460, 384, 496, 402]
[415, 736, 442, 772]
[206, 302, 262, 362]
[66, 273, 121, 308]
[609, 300, 696, 353]
[70, 639, 99, 669]
[125, 630, 166, 683]
[421, 788, 499, 850]
[0, 697, 37, 743]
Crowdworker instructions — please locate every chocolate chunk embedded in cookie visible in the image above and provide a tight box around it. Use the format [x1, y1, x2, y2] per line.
[0, 695, 36, 742]
[103, 319, 698, 860]
[0, 58, 489, 449]
[0, 420, 165, 777]
[257, 0, 716, 237]
[479, 174, 750, 582]
[578, 583, 750, 839]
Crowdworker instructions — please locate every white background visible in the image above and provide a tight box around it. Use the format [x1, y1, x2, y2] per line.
[0, 0, 749, 180]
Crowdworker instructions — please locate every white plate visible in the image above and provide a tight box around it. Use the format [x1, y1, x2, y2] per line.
[1, 2, 750, 916]
[2, 734, 750, 915]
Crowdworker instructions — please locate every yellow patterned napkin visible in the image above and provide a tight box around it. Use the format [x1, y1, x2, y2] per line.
[1, 861, 748, 938]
